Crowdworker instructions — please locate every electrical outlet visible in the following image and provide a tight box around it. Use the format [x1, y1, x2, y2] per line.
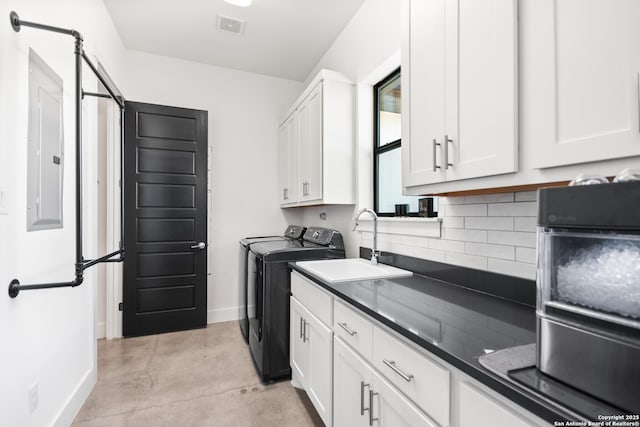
[28, 383, 39, 414]
[0, 188, 7, 215]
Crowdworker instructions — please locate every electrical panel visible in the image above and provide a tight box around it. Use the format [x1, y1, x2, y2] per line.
[27, 48, 64, 231]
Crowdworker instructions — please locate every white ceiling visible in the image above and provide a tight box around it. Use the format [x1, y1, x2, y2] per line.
[103, 0, 366, 82]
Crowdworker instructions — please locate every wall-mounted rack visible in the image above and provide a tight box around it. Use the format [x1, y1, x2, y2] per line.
[8, 11, 125, 298]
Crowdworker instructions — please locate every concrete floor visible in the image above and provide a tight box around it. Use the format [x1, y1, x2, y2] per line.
[73, 321, 323, 426]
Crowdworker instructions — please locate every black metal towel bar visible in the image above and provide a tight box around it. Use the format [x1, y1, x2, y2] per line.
[8, 11, 125, 299]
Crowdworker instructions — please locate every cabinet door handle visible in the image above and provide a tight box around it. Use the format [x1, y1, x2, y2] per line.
[299, 317, 304, 339]
[369, 389, 379, 426]
[303, 320, 309, 342]
[382, 359, 414, 382]
[360, 381, 370, 416]
[444, 134, 453, 169]
[432, 138, 441, 172]
[338, 322, 357, 336]
[283, 188, 288, 200]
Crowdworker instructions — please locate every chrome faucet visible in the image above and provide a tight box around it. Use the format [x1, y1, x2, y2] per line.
[352, 208, 379, 265]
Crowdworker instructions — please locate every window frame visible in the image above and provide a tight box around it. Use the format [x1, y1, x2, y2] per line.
[373, 67, 417, 217]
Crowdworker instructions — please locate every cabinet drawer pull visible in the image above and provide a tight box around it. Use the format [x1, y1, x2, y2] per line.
[369, 389, 379, 425]
[444, 134, 453, 169]
[432, 138, 441, 172]
[383, 359, 414, 382]
[360, 381, 370, 416]
[338, 322, 357, 336]
[299, 317, 304, 339]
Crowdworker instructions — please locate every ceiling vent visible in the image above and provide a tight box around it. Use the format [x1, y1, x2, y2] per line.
[217, 15, 245, 35]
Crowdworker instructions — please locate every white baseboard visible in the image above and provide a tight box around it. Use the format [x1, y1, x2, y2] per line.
[207, 306, 241, 324]
[52, 365, 97, 427]
[96, 322, 106, 339]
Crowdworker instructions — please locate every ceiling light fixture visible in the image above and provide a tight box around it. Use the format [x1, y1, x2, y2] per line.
[224, 0, 252, 7]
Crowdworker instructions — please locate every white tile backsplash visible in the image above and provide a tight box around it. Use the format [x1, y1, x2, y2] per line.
[515, 190, 537, 202]
[514, 217, 537, 232]
[441, 216, 465, 229]
[488, 201, 537, 217]
[516, 247, 537, 264]
[464, 193, 514, 204]
[358, 191, 539, 280]
[443, 203, 488, 217]
[443, 228, 488, 243]
[487, 231, 537, 248]
[429, 238, 466, 253]
[444, 251, 488, 270]
[465, 217, 514, 231]
[413, 246, 447, 262]
[439, 196, 467, 205]
[465, 242, 515, 260]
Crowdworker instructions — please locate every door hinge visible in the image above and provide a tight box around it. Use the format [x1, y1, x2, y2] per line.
[118, 302, 123, 311]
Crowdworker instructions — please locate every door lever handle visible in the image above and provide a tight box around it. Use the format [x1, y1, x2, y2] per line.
[191, 242, 206, 250]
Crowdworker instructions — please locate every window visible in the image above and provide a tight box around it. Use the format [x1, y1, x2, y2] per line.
[374, 69, 438, 217]
[374, 68, 432, 216]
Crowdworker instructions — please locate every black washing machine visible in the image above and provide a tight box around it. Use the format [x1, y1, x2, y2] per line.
[238, 225, 306, 342]
[247, 227, 345, 382]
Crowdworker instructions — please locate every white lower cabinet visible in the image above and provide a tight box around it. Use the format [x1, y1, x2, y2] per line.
[373, 370, 436, 427]
[459, 381, 536, 427]
[290, 294, 333, 426]
[333, 337, 372, 427]
[334, 337, 435, 427]
[306, 309, 333, 425]
[290, 297, 309, 388]
[291, 273, 548, 427]
[372, 326, 450, 426]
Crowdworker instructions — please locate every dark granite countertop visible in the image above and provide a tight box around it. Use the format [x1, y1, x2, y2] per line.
[289, 257, 580, 424]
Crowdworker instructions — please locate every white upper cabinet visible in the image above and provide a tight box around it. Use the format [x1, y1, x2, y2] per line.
[402, 0, 518, 189]
[279, 70, 355, 208]
[297, 83, 324, 202]
[530, 0, 640, 168]
[279, 113, 298, 205]
[402, 0, 446, 187]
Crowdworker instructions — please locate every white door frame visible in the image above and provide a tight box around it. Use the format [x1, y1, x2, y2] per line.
[94, 59, 124, 339]
[105, 97, 122, 339]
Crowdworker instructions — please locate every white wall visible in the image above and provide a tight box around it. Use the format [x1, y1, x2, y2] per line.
[0, 1, 126, 425]
[120, 50, 303, 323]
[300, 0, 402, 258]
[298, 0, 539, 280]
[303, 0, 403, 86]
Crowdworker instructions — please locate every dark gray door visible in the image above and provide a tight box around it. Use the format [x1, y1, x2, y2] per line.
[123, 101, 208, 337]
